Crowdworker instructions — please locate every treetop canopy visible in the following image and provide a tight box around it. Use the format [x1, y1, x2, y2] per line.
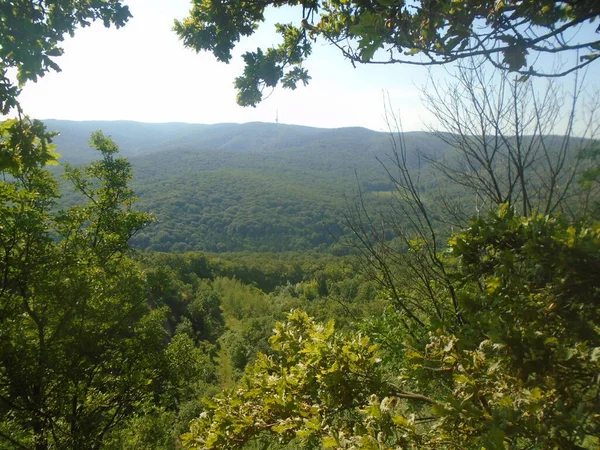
[0, 0, 131, 114]
[174, 0, 600, 106]
[1, 0, 599, 112]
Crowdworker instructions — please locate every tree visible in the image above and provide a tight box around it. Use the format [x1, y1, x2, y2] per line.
[579, 146, 600, 218]
[341, 57, 599, 342]
[0, 0, 131, 114]
[5, 1, 597, 111]
[428, 207, 600, 449]
[0, 121, 166, 449]
[182, 210, 600, 449]
[420, 59, 600, 220]
[175, 0, 600, 106]
[180, 310, 391, 449]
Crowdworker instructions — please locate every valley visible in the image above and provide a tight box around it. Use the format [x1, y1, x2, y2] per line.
[48, 120, 450, 252]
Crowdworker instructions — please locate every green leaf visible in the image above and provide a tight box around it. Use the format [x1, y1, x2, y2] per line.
[323, 436, 339, 447]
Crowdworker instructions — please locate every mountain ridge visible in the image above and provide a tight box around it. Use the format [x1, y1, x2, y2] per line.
[43, 119, 433, 164]
[44, 120, 445, 252]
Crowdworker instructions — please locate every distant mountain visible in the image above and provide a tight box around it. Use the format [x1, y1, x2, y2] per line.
[44, 120, 445, 164]
[46, 120, 451, 252]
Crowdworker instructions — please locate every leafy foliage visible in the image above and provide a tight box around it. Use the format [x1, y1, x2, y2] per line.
[182, 310, 384, 449]
[181, 208, 600, 449]
[175, 0, 600, 105]
[0, 0, 131, 113]
[0, 121, 165, 449]
[579, 145, 600, 218]
[418, 207, 600, 449]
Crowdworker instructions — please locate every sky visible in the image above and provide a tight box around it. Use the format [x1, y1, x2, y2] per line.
[13, 0, 600, 133]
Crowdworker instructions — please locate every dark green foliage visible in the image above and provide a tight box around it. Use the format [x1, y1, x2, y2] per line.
[188, 283, 225, 342]
[176, 0, 600, 106]
[0, 1, 131, 113]
[579, 145, 600, 219]
[182, 310, 385, 449]
[411, 208, 600, 448]
[133, 167, 345, 252]
[47, 120, 594, 254]
[181, 208, 600, 449]
[0, 122, 165, 449]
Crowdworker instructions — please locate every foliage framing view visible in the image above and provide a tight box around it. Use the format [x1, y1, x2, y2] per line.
[175, 0, 600, 105]
[0, 0, 131, 114]
[0, 122, 166, 448]
[1, 0, 600, 449]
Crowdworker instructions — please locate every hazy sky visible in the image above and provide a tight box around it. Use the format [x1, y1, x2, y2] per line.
[14, 0, 600, 132]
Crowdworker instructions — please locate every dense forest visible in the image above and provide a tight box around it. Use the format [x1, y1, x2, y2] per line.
[2, 1, 600, 449]
[3, 108, 599, 448]
[48, 120, 450, 252]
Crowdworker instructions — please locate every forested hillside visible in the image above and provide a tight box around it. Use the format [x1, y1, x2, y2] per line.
[3, 2, 600, 449]
[48, 120, 450, 252]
